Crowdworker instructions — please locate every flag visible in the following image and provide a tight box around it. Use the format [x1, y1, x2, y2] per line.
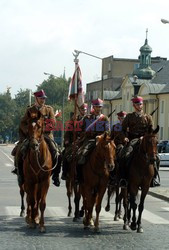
[68, 65, 84, 106]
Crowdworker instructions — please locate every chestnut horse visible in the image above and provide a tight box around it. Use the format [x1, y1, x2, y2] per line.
[23, 110, 52, 232]
[124, 125, 159, 233]
[81, 132, 116, 232]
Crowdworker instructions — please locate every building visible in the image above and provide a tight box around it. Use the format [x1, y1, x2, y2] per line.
[86, 33, 169, 140]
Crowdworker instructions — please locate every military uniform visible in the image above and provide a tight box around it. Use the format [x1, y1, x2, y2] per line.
[12, 90, 60, 187]
[77, 98, 109, 165]
[122, 112, 153, 140]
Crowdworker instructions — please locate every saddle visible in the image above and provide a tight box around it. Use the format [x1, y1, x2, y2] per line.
[77, 139, 96, 165]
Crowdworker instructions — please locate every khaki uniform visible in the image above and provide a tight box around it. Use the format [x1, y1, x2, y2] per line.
[19, 104, 55, 140]
[122, 112, 153, 140]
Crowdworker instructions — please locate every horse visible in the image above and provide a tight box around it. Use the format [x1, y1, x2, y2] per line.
[23, 110, 52, 232]
[81, 132, 116, 232]
[64, 147, 84, 221]
[124, 125, 159, 233]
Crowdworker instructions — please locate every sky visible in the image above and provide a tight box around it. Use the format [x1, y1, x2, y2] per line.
[1, 0, 169, 97]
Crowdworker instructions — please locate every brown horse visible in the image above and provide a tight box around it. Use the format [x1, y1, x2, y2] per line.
[81, 132, 116, 232]
[23, 110, 52, 232]
[124, 125, 159, 233]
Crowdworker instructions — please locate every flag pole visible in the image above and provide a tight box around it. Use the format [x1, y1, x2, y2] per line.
[72, 51, 80, 181]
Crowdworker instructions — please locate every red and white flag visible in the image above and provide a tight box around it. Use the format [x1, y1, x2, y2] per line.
[68, 64, 84, 106]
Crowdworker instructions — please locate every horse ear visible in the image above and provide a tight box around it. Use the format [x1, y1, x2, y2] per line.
[153, 125, 159, 134]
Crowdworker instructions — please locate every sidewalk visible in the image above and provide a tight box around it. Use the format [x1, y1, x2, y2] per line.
[149, 186, 169, 202]
[149, 167, 169, 202]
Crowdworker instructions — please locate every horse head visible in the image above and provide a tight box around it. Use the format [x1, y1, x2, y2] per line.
[141, 125, 159, 164]
[96, 131, 116, 171]
[27, 110, 44, 151]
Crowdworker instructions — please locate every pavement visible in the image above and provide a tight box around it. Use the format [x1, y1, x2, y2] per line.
[149, 167, 169, 202]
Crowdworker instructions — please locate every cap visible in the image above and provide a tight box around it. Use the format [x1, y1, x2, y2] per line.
[80, 103, 88, 110]
[92, 98, 103, 106]
[117, 111, 127, 118]
[131, 96, 143, 104]
[34, 89, 47, 98]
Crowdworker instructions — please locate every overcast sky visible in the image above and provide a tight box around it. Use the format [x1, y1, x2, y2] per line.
[0, 0, 169, 97]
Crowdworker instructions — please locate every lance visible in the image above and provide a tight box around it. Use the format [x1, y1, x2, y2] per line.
[150, 106, 158, 116]
[108, 108, 116, 118]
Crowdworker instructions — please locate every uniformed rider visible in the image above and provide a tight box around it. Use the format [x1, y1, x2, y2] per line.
[119, 95, 160, 187]
[77, 98, 110, 166]
[11, 89, 60, 187]
[61, 103, 88, 180]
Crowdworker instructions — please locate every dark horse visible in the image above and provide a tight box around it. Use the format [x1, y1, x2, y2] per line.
[81, 132, 116, 232]
[123, 125, 159, 233]
[23, 110, 52, 232]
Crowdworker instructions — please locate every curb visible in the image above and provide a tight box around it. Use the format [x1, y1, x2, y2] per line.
[148, 191, 169, 203]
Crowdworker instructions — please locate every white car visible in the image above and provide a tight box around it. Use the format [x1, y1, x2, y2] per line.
[158, 142, 169, 167]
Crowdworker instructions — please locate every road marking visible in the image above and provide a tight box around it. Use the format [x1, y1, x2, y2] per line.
[161, 207, 169, 211]
[4, 206, 169, 225]
[0, 148, 14, 163]
[142, 209, 169, 224]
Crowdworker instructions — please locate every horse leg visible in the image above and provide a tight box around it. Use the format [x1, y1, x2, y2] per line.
[29, 185, 37, 229]
[129, 191, 138, 231]
[73, 184, 81, 222]
[39, 180, 50, 233]
[94, 185, 107, 233]
[114, 186, 120, 221]
[83, 187, 95, 229]
[122, 188, 129, 230]
[66, 179, 72, 217]
[137, 187, 149, 233]
[19, 185, 25, 217]
[105, 185, 112, 212]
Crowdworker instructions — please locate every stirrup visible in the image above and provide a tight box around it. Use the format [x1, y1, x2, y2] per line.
[119, 179, 128, 188]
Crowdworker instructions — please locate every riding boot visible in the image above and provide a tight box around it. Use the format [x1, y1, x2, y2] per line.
[61, 158, 68, 180]
[119, 159, 128, 188]
[52, 155, 62, 187]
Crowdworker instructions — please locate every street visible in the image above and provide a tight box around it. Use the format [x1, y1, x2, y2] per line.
[0, 144, 169, 250]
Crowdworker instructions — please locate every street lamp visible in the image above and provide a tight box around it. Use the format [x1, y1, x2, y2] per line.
[74, 49, 104, 100]
[44, 72, 65, 148]
[161, 18, 169, 24]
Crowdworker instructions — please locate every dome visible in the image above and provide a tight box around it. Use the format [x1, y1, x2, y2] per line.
[140, 39, 152, 53]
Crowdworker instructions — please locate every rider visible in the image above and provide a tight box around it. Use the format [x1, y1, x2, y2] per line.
[61, 103, 88, 180]
[11, 89, 60, 187]
[119, 95, 160, 187]
[77, 98, 110, 166]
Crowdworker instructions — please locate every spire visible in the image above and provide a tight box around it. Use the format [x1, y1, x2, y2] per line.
[133, 30, 155, 79]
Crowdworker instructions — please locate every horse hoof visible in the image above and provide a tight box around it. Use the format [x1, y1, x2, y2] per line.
[114, 215, 119, 221]
[67, 212, 72, 217]
[73, 217, 80, 222]
[79, 210, 84, 217]
[94, 227, 100, 233]
[130, 223, 136, 231]
[25, 216, 30, 224]
[20, 211, 25, 217]
[105, 206, 110, 212]
[123, 224, 129, 230]
[137, 227, 144, 233]
[39, 226, 46, 233]
[84, 226, 90, 230]
[29, 222, 36, 229]
[89, 219, 94, 227]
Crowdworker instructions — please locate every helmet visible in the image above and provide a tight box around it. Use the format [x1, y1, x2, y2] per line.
[92, 98, 103, 107]
[131, 96, 143, 104]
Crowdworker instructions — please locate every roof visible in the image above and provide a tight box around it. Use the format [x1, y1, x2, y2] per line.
[104, 91, 119, 100]
[151, 60, 169, 84]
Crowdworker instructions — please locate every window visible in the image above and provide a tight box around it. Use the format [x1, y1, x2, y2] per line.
[108, 63, 111, 72]
[127, 92, 129, 101]
[134, 63, 139, 70]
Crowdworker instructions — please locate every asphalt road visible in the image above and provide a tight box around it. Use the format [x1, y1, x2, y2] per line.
[0, 144, 169, 250]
